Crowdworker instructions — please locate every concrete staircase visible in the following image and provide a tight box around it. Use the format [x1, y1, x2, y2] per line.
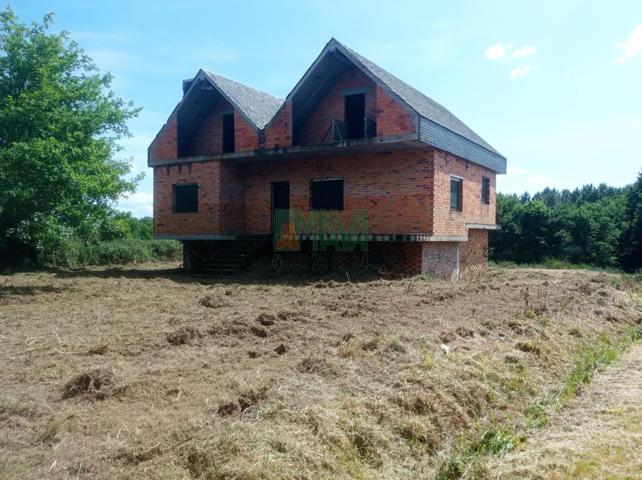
[191, 236, 269, 277]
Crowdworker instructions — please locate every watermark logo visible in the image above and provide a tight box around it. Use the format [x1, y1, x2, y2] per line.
[272, 208, 369, 253]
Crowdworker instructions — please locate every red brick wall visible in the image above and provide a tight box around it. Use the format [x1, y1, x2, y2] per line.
[153, 161, 221, 236]
[369, 242, 423, 274]
[234, 110, 259, 152]
[148, 100, 259, 162]
[186, 98, 229, 157]
[186, 100, 258, 156]
[295, 66, 376, 145]
[375, 85, 418, 137]
[422, 242, 459, 280]
[460, 229, 489, 274]
[220, 163, 245, 235]
[293, 67, 417, 146]
[243, 148, 434, 235]
[431, 150, 496, 237]
[264, 100, 292, 149]
[153, 147, 497, 240]
[149, 111, 178, 161]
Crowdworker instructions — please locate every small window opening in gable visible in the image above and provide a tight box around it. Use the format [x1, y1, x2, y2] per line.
[222, 113, 235, 153]
[450, 177, 463, 212]
[174, 184, 198, 213]
[481, 176, 491, 205]
[311, 179, 344, 210]
[344, 93, 365, 139]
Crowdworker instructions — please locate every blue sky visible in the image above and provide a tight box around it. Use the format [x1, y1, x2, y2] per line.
[14, 0, 642, 217]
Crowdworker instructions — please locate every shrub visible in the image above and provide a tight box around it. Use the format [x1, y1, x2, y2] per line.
[35, 238, 181, 268]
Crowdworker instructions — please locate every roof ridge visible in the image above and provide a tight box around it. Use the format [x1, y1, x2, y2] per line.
[202, 69, 284, 102]
[199, 69, 284, 129]
[330, 38, 503, 157]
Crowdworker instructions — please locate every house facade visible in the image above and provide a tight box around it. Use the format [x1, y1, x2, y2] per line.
[148, 39, 507, 278]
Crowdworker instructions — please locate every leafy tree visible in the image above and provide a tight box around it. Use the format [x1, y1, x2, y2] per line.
[491, 180, 633, 269]
[620, 171, 642, 272]
[0, 8, 140, 267]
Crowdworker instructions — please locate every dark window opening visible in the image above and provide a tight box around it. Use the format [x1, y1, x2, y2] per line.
[174, 184, 198, 213]
[222, 113, 235, 153]
[344, 93, 365, 139]
[481, 176, 491, 205]
[311, 179, 344, 210]
[271, 181, 290, 235]
[272, 181, 290, 211]
[450, 177, 463, 212]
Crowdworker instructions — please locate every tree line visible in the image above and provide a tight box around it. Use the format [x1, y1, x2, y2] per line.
[490, 172, 642, 272]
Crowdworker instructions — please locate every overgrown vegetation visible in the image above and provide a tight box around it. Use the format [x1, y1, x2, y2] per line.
[491, 172, 642, 273]
[0, 8, 176, 268]
[34, 214, 181, 268]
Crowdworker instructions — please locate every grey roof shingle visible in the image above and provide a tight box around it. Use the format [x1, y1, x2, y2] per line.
[202, 70, 283, 129]
[333, 39, 503, 157]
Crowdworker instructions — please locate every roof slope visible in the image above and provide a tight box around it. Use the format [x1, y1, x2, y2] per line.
[333, 39, 503, 157]
[202, 70, 283, 129]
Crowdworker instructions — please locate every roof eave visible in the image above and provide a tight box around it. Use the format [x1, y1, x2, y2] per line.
[419, 116, 507, 174]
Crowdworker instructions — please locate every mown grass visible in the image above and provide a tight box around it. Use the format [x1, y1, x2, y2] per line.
[435, 325, 642, 480]
[534, 327, 641, 417]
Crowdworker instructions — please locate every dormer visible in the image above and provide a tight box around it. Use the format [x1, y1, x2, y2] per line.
[149, 70, 283, 162]
[177, 70, 282, 158]
[282, 39, 419, 147]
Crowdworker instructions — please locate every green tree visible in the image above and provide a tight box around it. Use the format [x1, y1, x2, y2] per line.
[491, 182, 630, 268]
[0, 8, 140, 267]
[620, 171, 642, 272]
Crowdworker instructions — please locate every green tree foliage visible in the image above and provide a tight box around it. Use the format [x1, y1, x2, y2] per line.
[491, 179, 640, 271]
[619, 171, 642, 271]
[0, 8, 141, 267]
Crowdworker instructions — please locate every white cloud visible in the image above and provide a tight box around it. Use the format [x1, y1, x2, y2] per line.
[508, 165, 526, 175]
[509, 65, 532, 79]
[510, 45, 538, 60]
[117, 191, 153, 218]
[484, 42, 507, 60]
[615, 25, 642, 64]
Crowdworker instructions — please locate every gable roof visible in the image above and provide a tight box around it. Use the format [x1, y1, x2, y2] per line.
[336, 41, 502, 156]
[282, 38, 506, 172]
[200, 70, 284, 129]
[173, 41, 506, 173]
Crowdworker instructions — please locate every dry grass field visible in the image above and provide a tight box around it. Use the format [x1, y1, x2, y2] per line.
[1, 263, 641, 479]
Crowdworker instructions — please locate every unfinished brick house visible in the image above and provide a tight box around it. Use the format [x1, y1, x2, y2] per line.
[148, 38, 507, 278]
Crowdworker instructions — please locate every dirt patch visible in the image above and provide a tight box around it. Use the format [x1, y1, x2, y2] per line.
[296, 357, 337, 377]
[277, 310, 307, 322]
[256, 313, 276, 326]
[62, 367, 120, 400]
[198, 292, 226, 308]
[166, 326, 203, 346]
[86, 344, 108, 355]
[516, 340, 541, 355]
[217, 387, 268, 416]
[250, 325, 268, 338]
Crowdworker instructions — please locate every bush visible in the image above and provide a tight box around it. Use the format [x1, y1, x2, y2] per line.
[35, 238, 181, 268]
[90, 239, 182, 266]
